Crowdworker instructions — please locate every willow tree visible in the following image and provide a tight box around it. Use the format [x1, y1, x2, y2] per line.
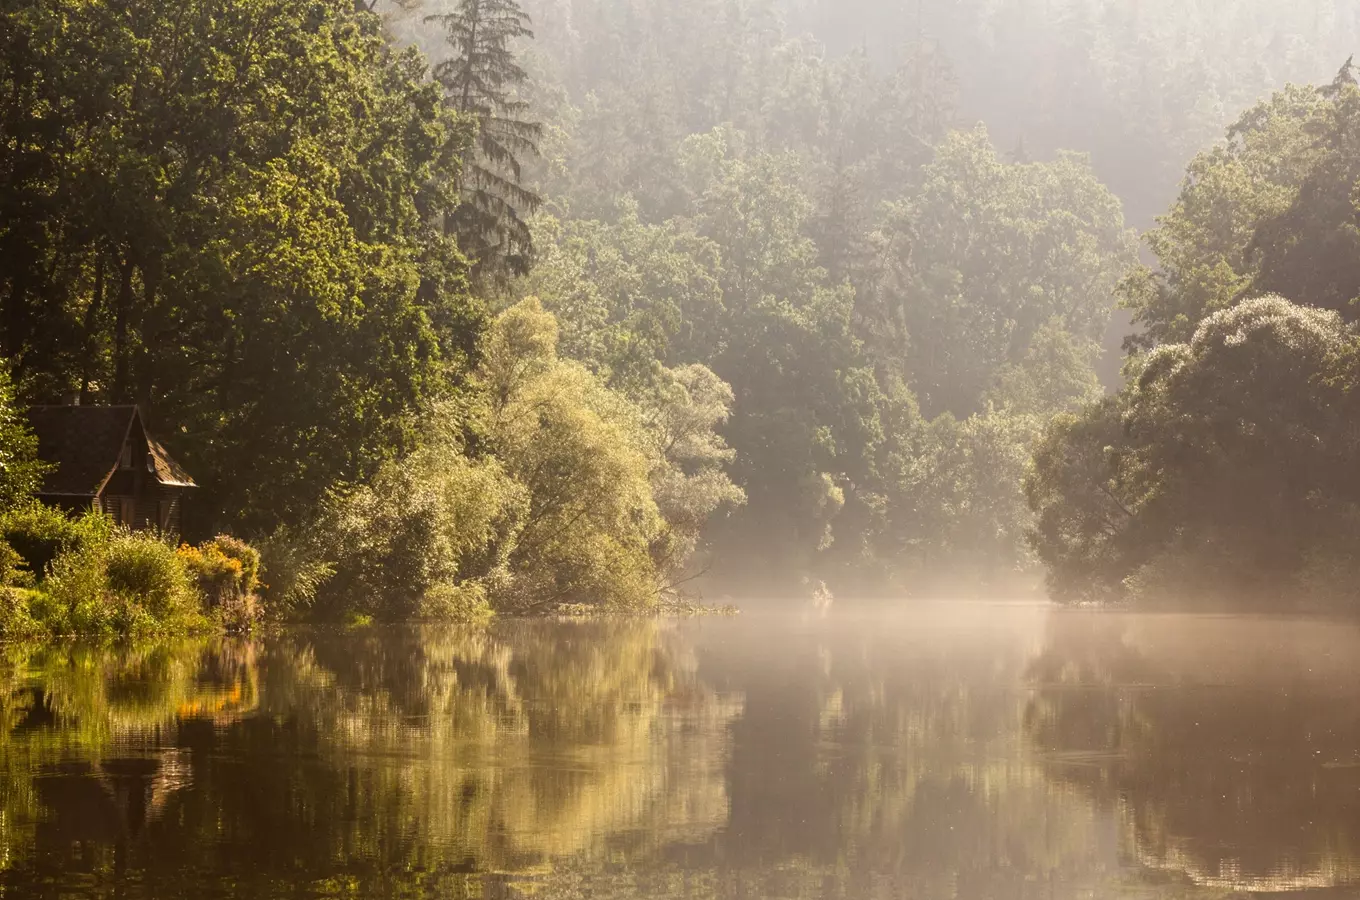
[430, 0, 543, 287]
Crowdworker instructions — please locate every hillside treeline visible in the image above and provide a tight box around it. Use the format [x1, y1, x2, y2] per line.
[1, 0, 1357, 617]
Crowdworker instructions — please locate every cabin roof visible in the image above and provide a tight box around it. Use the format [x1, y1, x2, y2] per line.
[26, 405, 196, 497]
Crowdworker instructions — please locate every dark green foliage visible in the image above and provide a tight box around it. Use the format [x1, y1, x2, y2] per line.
[1024, 398, 1132, 602]
[0, 0, 483, 534]
[430, 0, 543, 286]
[0, 368, 47, 511]
[1123, 67, 1360, 349]
[0, 503, 106, 583]
[1027, 68, 1360, 608]
[1028, 296, 1360, 607]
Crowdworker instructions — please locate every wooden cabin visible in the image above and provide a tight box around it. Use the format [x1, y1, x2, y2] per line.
[26, 405, 196, 533]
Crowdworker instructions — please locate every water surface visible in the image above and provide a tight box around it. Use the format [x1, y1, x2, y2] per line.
[0, 605, 1357, 898]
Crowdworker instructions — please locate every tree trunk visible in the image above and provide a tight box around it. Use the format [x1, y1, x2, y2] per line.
[114, 258, 133, 402]
[136, 263, 160, 422]
[80, 254, 105, 403]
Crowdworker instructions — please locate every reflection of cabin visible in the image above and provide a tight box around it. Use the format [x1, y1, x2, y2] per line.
[35, 751, 193, 845]
[27, 405, 196, 533]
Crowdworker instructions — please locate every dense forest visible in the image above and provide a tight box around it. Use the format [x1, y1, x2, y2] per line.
[1, 0, 1358, 623]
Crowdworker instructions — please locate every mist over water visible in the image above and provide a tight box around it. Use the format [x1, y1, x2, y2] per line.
[1, 608, 1357, 898]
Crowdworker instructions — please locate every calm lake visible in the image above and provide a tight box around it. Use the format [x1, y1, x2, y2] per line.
[0, 604, 1357, 898]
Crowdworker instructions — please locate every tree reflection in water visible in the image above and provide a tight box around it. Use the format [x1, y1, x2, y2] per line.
[1025, 611, 1360, 894]
[0, 622, 737, 896]
[0, 611, 1355, 899]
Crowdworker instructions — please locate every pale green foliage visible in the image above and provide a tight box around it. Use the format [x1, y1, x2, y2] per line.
[522, 206, 725, 386]
[481, 293, 562, 404]
[486, 299, 664, 609]
[800, 473, 845, 554]
[419, 581, 495, 621]
[522, 210, 745, 585]
[275, 298, 741, 619]
[308, 421, 525, 622]
[45, 531, 208, 637]
[635, 364, 746, 582]
[870, 127, 1137, 417]
[986, 321, 1104, 417]
[252, 384, 527, 622]
[679, 128, 823, 310]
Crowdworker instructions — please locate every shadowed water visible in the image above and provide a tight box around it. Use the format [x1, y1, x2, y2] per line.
[0, 605, 1357, 898]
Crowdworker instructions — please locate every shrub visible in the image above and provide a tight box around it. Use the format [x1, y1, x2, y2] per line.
[208, 535, 260, 594]
[0, 503, 97, 581]
[0, 587, 41, 638]
[301, 414, 526, 623]
[107, 533, 201, 622]
[255, 527, 334, 619]
[178, 535, 263, 632]
[177, 543, 245, 606]
[0, 541, 27, 588]
[484, 301, 663, 611]
[25, 588, 68, 633]
[45, 530, 207, 637]
[45, 542, 113, 634]
[419, 582, 493, 622]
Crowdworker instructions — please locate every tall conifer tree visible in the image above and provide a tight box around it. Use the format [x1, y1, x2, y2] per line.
[430, 0, 543, 286]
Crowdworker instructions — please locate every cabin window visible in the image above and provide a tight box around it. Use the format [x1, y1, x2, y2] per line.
[119, 441, 134, 470]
